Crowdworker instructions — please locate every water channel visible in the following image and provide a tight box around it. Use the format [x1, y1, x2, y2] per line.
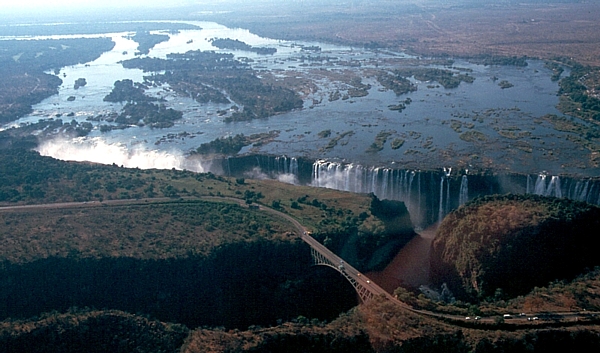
[3, 20, 599, 223]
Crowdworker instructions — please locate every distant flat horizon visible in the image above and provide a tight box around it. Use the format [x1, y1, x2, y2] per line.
[3, 0, 190, 11]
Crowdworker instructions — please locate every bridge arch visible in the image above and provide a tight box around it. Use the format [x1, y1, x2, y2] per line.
[309, 248, 377, 303]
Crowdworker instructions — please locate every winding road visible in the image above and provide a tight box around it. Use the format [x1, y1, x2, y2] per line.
[1, 196, 596, 326]
[0, 196, 396, 303]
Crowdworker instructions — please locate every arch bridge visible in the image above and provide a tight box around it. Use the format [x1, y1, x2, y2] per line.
[302, 233, 395, 303]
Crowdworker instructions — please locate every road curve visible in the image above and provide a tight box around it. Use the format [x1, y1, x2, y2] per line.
[258, 204, 398, 303]
[0, 197, 406, 305]
[3, 197, 592, 325]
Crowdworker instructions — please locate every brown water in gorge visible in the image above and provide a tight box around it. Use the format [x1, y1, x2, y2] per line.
[366, 225, 438, 294]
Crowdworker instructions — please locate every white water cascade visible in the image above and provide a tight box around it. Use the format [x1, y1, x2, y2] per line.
[266, 158, 600, 227]
[445, 169, 451, 216]
[532, 174, 562, 197]
[546, 176, 562, 198]
[574, 179, 600, 204]
[438, 176, 445, 225]
[270, 156, 299, 184]
[437, 167, 452, 224]
[416, 171, 422, 225]
[275, 156, 298, 175]
[311, 160, 428, 224]
[458, 175, 469, 206]
[526, 174, 533, 194]
[534, 174, 548, 195]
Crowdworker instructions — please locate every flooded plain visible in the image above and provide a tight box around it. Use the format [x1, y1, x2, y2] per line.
[3, 21, 594, 176]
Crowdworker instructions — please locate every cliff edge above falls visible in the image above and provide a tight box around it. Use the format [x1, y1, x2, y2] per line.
[430, 194, 600, 301]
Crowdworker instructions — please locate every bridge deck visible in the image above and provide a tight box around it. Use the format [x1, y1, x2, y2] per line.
[303, 233, 395, 303]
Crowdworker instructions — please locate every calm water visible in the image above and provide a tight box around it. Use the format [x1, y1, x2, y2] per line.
[2, 21, 590, 176]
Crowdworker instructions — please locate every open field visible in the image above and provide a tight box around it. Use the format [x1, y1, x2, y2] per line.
[217, 2, 600, 66]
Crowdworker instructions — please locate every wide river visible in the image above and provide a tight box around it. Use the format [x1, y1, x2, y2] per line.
[3, 21, 593, 177]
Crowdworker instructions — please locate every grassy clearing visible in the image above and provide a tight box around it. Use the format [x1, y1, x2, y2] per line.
[0, 150, 378, 264]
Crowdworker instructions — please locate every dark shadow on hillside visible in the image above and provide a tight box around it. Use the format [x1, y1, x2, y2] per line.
[0, 240, 357, 329]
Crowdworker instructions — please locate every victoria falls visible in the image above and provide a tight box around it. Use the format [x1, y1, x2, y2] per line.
[2, 1, 600, 352]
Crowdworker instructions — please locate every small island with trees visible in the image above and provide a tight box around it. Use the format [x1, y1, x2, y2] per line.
[122, 50, 303, 122]
[130, 31, 171, 55]
[73, 77, 87, 89]
[210, 38, 277, 55]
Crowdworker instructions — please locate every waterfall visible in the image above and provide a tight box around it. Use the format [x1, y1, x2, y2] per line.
[546, 176, 561, 197]
[355, 164, 364, 193]
[444, 168, 451, 216]
[445, 176, 451, 215]
[438, 175, 445, 224]
[532, 174, 561, 197]
[417, 171, 422, 224]
[270, 156, 301, 184]
[534, 174, 547, 195]
[459, 175, 469, 206]
[381, 169, 389, 200]
[407, 171, 415, 214]
[312, 161, 322, 188]
[283, 157, 289, 174]
[399, 170, 407, 200]
[575, 180, 589, 202]
[312, 161, 426, 223]
[594, 184, 600, 205]
[290, 157, 298, 176]
[304, 159, 600, 229]
[591, 183, 599, 204]
[370, 167, 378, 194]
[275, 156, 285, 174]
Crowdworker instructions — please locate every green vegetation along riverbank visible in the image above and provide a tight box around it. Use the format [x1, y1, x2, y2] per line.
[431, 194, 600, 301]
[2, 150, 600, 351]
[0, 148, 411, 326]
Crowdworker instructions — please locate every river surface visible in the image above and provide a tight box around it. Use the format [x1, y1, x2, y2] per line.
[2, 20, 594, 177]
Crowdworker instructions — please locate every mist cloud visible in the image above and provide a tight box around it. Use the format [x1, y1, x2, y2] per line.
[36, 137, 206, 172]
[277, 173, 299, 185]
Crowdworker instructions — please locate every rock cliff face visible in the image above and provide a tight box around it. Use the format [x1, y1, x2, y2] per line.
[430, 194, 600, 300]
[331, 195, 417, 272]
